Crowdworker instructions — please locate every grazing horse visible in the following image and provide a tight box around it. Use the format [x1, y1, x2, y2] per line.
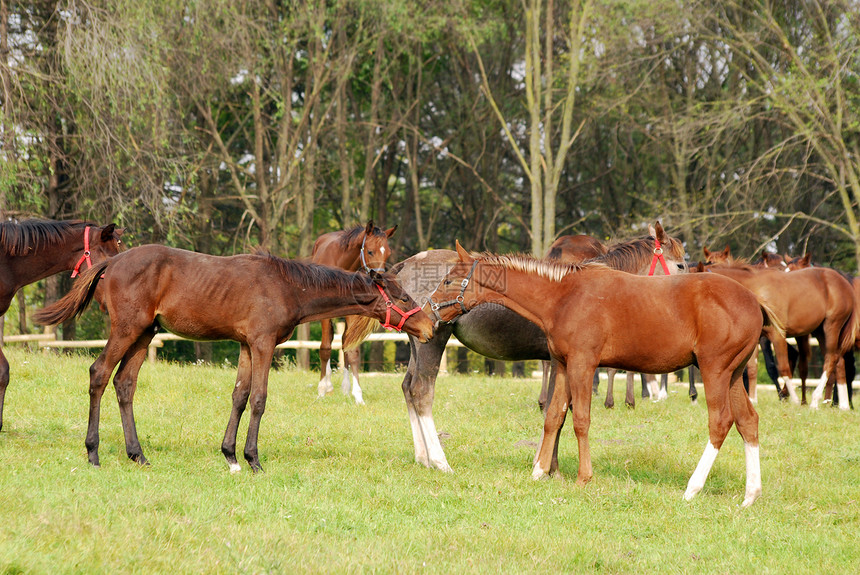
[32, 245, 434, 471]
[311, 221, 397, 404]
[396, 222, 686, 473]
[426, 242, 781, 507]
[702, 261, 856, 409]
[0, 218, 124, 431]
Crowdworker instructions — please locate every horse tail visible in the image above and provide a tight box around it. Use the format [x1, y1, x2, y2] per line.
[32, 260, 109, 326]
[342, 315, 378, 351]
[759, 301, 786, 339]
[838, 306, 857, 355]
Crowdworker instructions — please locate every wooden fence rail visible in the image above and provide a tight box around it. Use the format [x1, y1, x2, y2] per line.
[1, 325, 465, 373]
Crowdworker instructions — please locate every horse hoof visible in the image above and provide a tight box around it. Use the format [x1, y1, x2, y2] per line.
[228, 462, 242, 473]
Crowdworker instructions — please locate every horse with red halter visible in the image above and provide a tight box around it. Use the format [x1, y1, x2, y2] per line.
[426, 242, 781, 507]
[312, 221, 397, 404]
[700, 258, 856, 409]
[394, 223, 687, 473]
[33, 245, 433, 471]
[543, 229, 681, 408]
[0, 218, 124, 431]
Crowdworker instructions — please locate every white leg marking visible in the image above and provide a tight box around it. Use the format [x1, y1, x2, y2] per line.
[657, 384, 668, 401]
[684, 441, 719, 501]
[417, 414, 452, 472]
[407, 404, 430, 467]
[780, 376, 800, 405]
[317, 361, 333, 397]
[742, 443, 762, 508]
[351, 373, 365, 405]
[810, 371, 829, 409]
[836, 383, 850, 411]
[229, 462, 242, 473]
[531, 434, 549, 479]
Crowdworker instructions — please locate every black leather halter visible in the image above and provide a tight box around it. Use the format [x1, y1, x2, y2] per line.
[426, 260, 479, 326]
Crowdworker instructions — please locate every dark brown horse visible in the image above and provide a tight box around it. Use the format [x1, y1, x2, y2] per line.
[312, 221, 397, 404]
[0, 218, 124, 431]
[701, 260, 856, 409]
[426, 242, 781, 507]
[395, 222, 686, 473]
[33, 245, 434, 471]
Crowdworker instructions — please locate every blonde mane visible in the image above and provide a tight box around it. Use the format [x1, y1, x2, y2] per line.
[478, 252, 606, 282]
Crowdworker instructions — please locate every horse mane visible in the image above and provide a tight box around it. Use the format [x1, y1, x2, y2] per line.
[338, 224, 385, 248]
[479, 252, 605, 283]
[0, 219, 92, 256]
[594, 235, 683, 271]
[342, 315, 378, 351]
[712, 259, 758, 271]
[260, 253, 356, 296]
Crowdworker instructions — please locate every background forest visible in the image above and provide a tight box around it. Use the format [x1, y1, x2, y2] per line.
[2, 1, 860, 363]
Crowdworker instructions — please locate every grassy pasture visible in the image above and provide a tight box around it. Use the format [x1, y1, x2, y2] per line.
[0, 347, 858, 574]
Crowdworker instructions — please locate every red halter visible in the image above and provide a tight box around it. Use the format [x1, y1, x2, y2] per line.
[375, 284, 422, 332]
[71, 226, 93, 278]
[648, 237, 671, 276]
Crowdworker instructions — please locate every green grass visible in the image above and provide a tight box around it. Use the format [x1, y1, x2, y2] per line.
[0, 347, 858, 574]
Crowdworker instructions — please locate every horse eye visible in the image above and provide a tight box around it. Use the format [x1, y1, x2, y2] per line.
[367, 250, 374, 255]
[444, 279, 452, 286]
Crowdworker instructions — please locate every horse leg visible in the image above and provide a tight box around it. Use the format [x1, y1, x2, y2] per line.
[540, 360, 552, 408]
[625, 371, 636, 408]
[222, 344, 252, 472]
[688, 364, 698, 405]
[640, 373, 649, 398]
[745, 354, 758, 403]
[567, 363, 595, 485]
[317, 318, 335, 397]
[604, 368, 616, 409]
[242, 340, 277, 472]
[657, 373, 669, 401]
[86, 334, 140, 467]
[797, 335, 811, 405]
[533, 365, 570, 480]
[342, 347, 364, 405]
[684, 363, 745, 504]
[591, 368, 600, 397]
[729, 363, 762, 507]
[112, 328, 156, 465]
[543, 360, 558, 416]
[834, 357, 850, 411]
[0, 349, 9, 432]
[402, 327, 453, 472]
[759, 337, 783, 397]
[768, 334, 801, 404]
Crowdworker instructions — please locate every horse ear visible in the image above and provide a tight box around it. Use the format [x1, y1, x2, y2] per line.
[696, 261, 705, 273]
[723, 245, 731, 257]
[703, 246, 711, 258]
[368, 269, 385, 285]
[364, 220, 375, 235]
[801, 253, 812, 266]
[455, 240, 473, 262]
[100, 224, 117, 241]
[385, 225, 397, 238]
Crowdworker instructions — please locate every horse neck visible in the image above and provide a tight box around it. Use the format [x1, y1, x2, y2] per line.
[2, 234, 83, 291]
[471, 265, 565, 329]
[292, 276, 375, 324]
[594, 243, 650, 274]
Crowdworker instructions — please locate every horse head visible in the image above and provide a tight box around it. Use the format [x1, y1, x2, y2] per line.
[702, 244, 733, 266]
[342, 270, 434, 349]
[358, 220, 397, 273]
